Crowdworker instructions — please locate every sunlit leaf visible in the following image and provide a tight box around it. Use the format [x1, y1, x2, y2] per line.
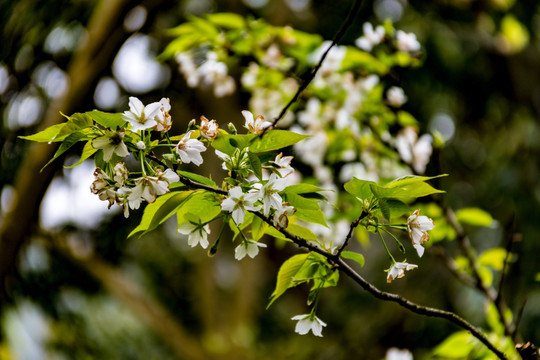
[249, 130, 309, 153]
[478, 247, 507, 271]
[456, 207, 494, 228]
[177, 170, 216, 187]
[433, 331, 476, 358]
[88, 110, 127, 130]
[341, 251, 365, 267]
[268, 253, 310, 307]
[64, 140, 98, 168]
[206, 12, 245, 29]
[344, 177, 377, 201]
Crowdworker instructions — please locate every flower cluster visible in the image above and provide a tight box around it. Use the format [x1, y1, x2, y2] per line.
[176, 52, 236, 97]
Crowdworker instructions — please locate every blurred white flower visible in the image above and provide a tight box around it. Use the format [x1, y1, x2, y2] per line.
[153, 97, 172, 132]
[386, 347, 413, 360]
[387, 86, 407, 107]
[387, 262, 418, 283]
[407, 209, 435, 257]
[395, 127, 433, 174]
[355, 22, 385, 51]
[396, 30, 421, 52]
[291, 314, 327, 337]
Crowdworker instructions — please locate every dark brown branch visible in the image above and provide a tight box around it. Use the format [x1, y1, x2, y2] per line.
[336, 258, 509, 360]
[269, 0, 365, 129]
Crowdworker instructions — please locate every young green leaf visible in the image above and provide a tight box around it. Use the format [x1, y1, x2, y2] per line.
[268, 253, 310, 307]
[64, 140, 98, 168]
[344, 177, 376, 201]
[177, 170, 217, 187]
[247, 151, 263, 180]
[249, 130, 309, 153]
[341, 251, 365, 267]
[41, 130, 94, 171]
[455, 207, 494, 228]
[205, 12, 245, 29]
[19, 123, 67, 142]
[88, 110, 127, 130]
[287, 222, 318, 242]
[432, 331, 476, 358]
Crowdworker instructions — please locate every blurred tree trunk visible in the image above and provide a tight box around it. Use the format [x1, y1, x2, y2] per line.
[0, 0, 136, 309]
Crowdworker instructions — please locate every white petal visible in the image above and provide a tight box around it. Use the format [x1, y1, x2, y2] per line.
[128, 97, 144, 116]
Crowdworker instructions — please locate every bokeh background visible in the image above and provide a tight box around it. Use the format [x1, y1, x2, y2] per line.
[1, 0, 539, 359]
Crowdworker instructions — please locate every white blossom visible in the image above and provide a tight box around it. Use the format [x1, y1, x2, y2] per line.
[258, 173, 288, 216]
[396, 30, 421, 53]
[355, 22, 385, 51]
[387, 86, 407, 107]
[200, 116, 219, 140]
[291, 314, 327, 337]
[122, 96, 161, 132]
[153, 97, 172, 132]
[234, 240, 267, 260]
[175, 130, 206, 166]
[386, 348, 413, 360]
[91, 129, 129, 162]
[272, 203, 296, 228]
[407, 209, 435, 257]
[271, 153, 294, 177]
[156, 168, 180, 185]
[387, 262, 418, 283]
[112, 162, 128, 186]
[136, 141, 146, 150]
[221, 186, 261, 225]
[395, 127, 433, 174]
[178, 221, 211, 249]
[242, 110, 272, 134]
[127, 176, 170, 210]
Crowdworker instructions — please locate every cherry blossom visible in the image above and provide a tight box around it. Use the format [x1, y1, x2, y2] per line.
[91, 129, 129, 162]
[355, 22, 385, 52]
[291, 314, 327, 337]
[122, 96, 161, 131]
[175, 130, 206, 166]
[396, 30, 421, 53]
[407, 209, 435, 257]
[221, 186, 261, 225]
[200, 116, 219, 140]
[387, 262, 418, 283]
[178, 221, 211, 249]
[242, 110, 273, 134]
[153, 97, 172, 132]
[395, 127, 433, 174]
[234, 240, 267, 260]
[258, 173, 288, 216]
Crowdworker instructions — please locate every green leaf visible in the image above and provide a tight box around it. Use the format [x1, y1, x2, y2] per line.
[283, 183, 326, 195]
[268, 253, 310, 307]
[250, 130, 309, 153]
[385, 174, 447, 188]
[251, 215, 269, 241]
[455, 207, 494, 228]
[129, 191, 194, 238]
[287, 222, 318, 242]
[41, 130, 93, 171]
[386, 199, 410, 218]
[64, 140, 98, 168]
[341, 251, 365, 267]
[433, 331, 476, 358]
[371, 181, 444, 200]
[248, 151, 263, 180]
[177, 170, 216, 187]
[211, 132, 257, 155]
[88, 110, 127, 130]
[378, 198, 390, 221]
[176, 191, 222, 225]
[206, 12, 245, 29]
[344, 178, 376, 201]
[478, 248, 507, 271]
[19, 123, 66, 142]
[282, 192, 327, 227]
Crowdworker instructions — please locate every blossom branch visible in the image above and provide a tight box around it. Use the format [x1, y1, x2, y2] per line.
[269, 0, 365, 129]
[140, 159, 508, 359]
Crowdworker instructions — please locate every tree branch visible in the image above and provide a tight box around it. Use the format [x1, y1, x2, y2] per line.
[169, 173, 508, 359]
[269, 0, 365, 129]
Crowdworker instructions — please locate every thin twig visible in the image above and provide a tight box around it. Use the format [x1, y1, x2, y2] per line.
[336, 211, 368, 256]
[269, 0, 365, 129]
